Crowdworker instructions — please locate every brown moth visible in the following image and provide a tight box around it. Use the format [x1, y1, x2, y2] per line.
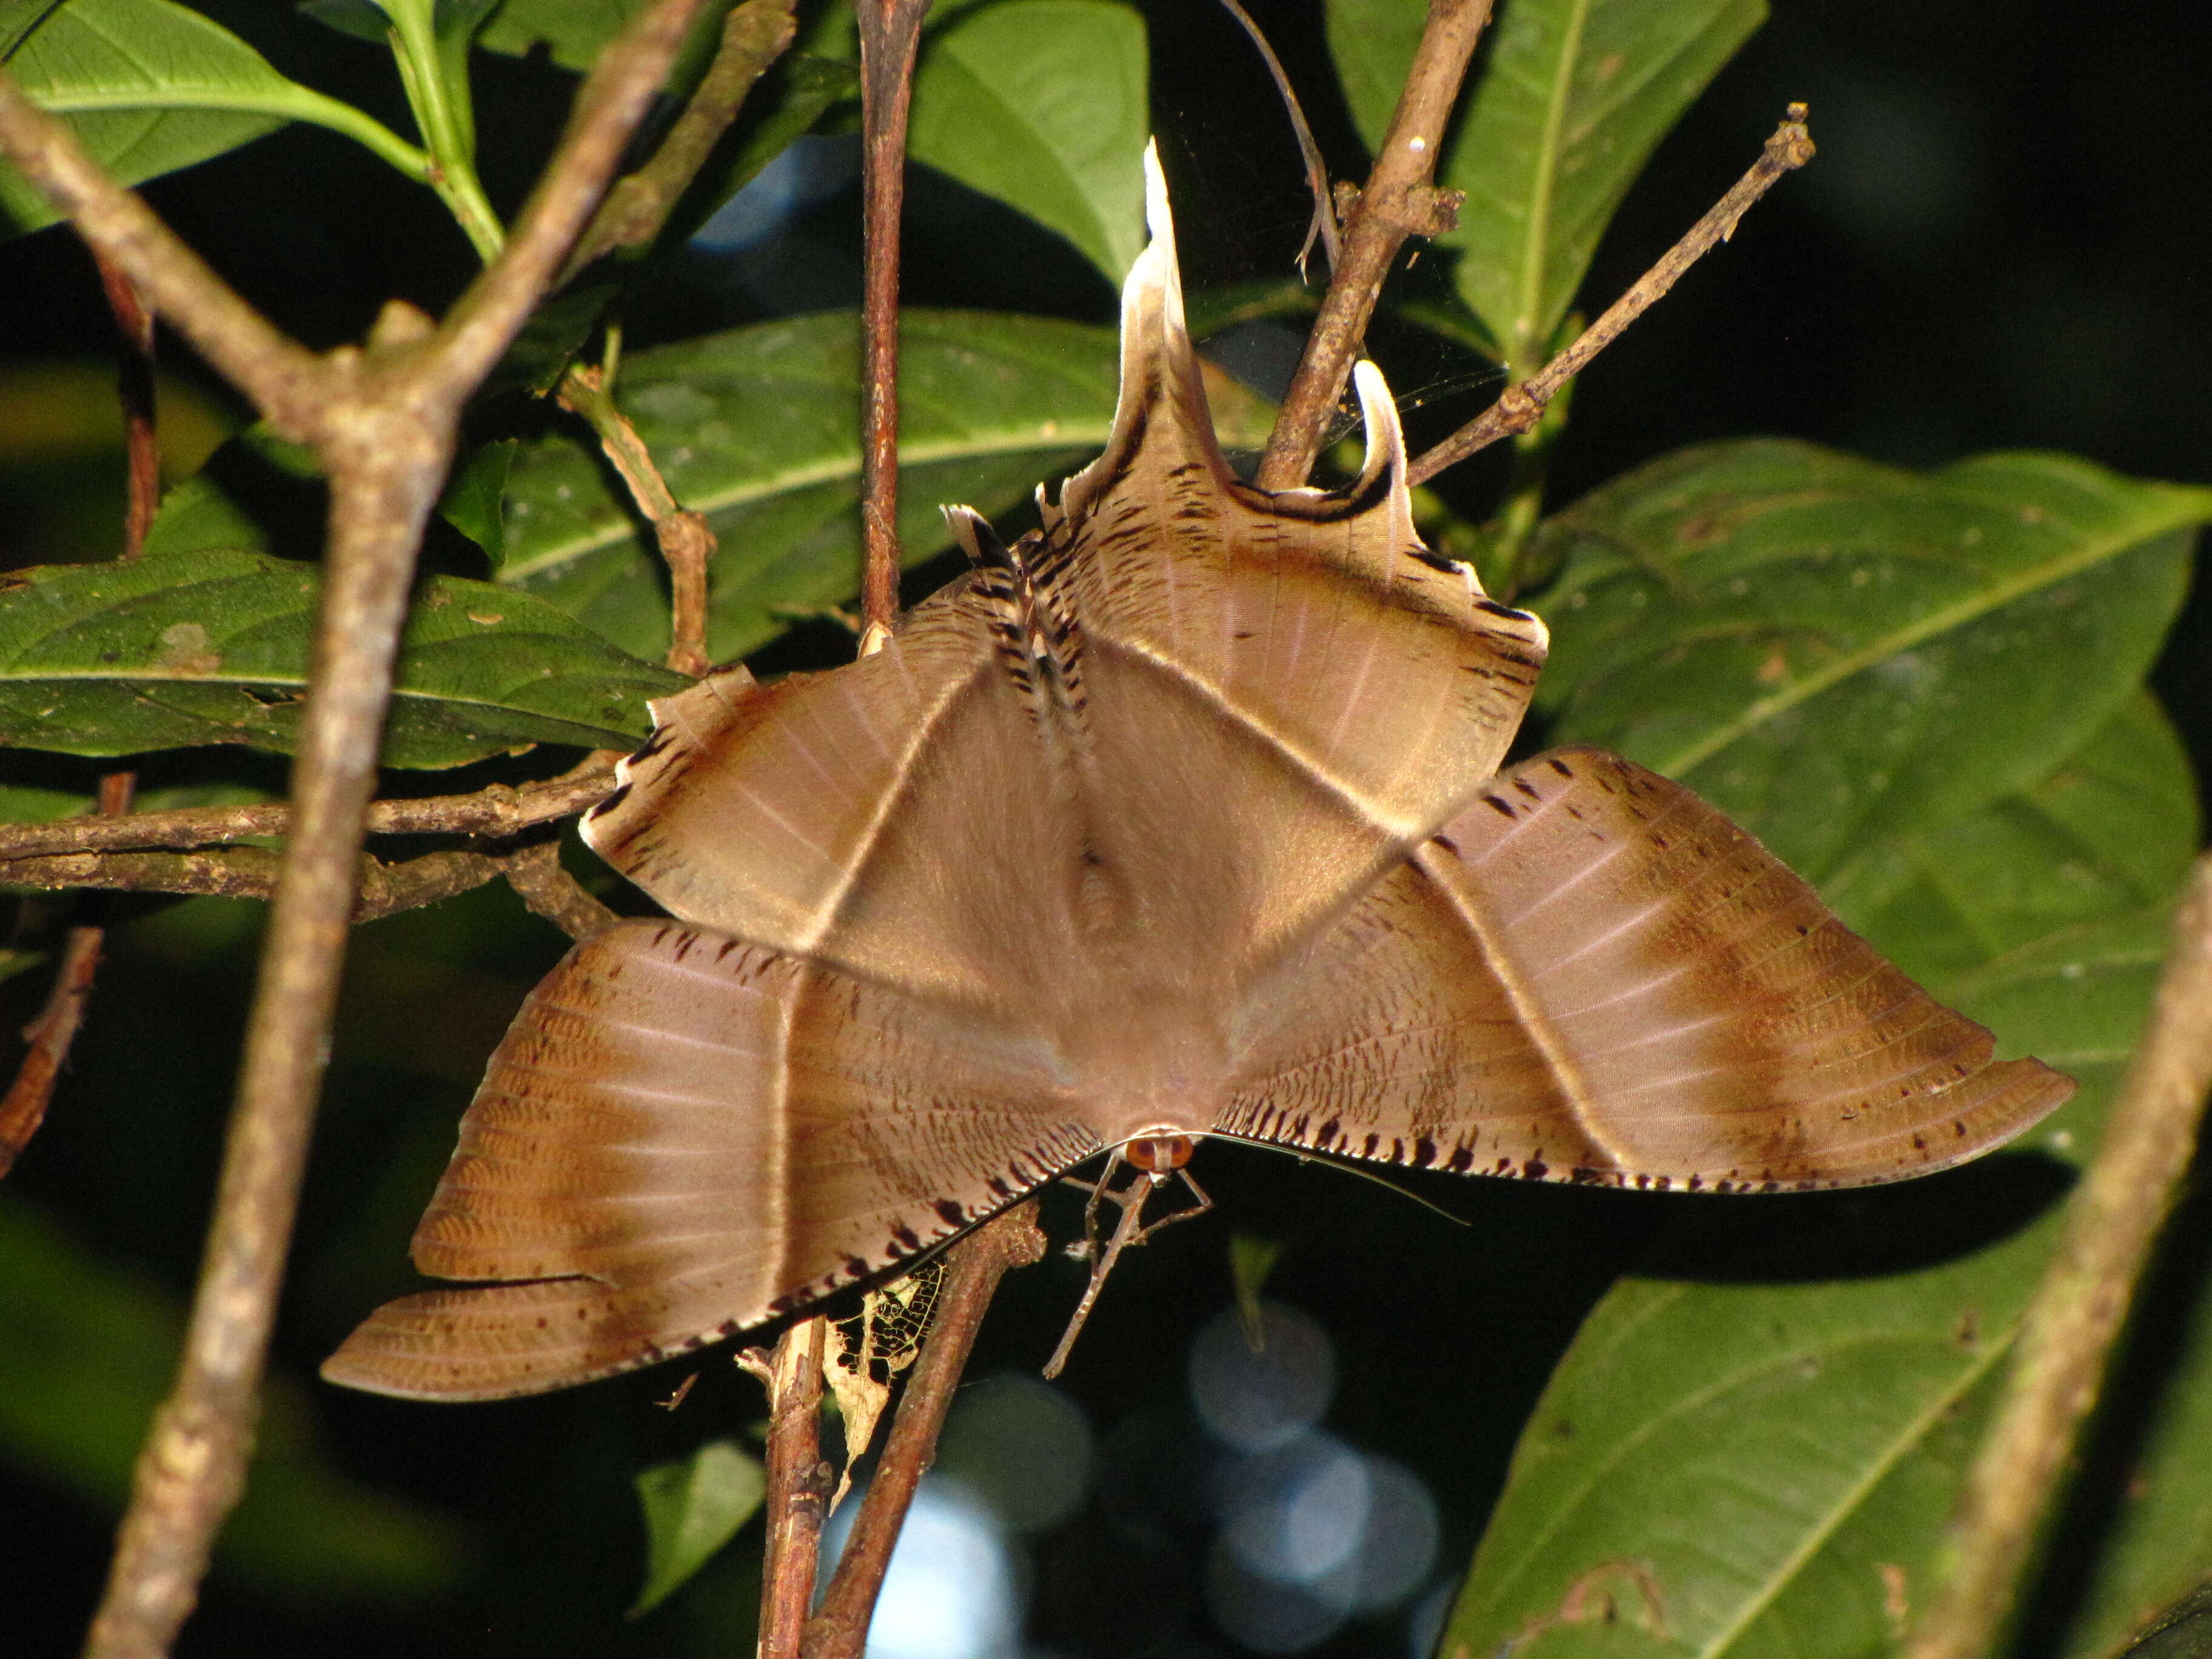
[324, 152, 2071, 1402]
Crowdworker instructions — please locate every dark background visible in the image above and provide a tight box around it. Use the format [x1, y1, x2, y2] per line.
[0, 2, 2205, 1655]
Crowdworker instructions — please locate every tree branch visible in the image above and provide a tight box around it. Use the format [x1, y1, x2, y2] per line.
[1253, 0, 1492, 491]
[1409, 107, 1815, 486]
[854, 0, 929, 635]
[555, 364, 715, 675]
[559, 0, 799, 283]
[1906, 856, 2212, 1659]
[0, 915, 102, 1177]
[800, 1204, 1045, 1659]
[0, 754, 619, 862]
[0, 844, 527, 922]
[754, 1316, 833, 1659]
[0, 8, 712, 1657]
[95, 253, 159, 552]
[498, 838, 615, 940]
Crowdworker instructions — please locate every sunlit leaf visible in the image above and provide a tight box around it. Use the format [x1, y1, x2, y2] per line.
[476, 0, 649, 70]
[494, 308, 1273, 663]
[629, 1438, 765, 1617]
[1531, 440, 2211, 882]
[1327, 0, 1763, 372]
[1445, 893, 2176, 1659]
[2090, 1580, 2212, 1659]
[0, 547, 682, 767]
[1822, 692, 2200, 988]
[908, 0, 1147, 282]
[0, 0, 426, 237]
[1446, 437, 2202, 1656]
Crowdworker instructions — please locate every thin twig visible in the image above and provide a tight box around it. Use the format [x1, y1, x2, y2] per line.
[555, 364, 714, 675]
[0, 10, 710, 1657]
[0, 914, 101, 1176]
[94, 253, 159, 553]
[1, 845, 288, 907]
[0, 248, 158, 1176]
[0, 754, 618, 861]
[0, 838, 511, 938]
[1216, 0, 1338, 281]
[1408, 107, 1815, 487]
[558, 0, 798, 284]
[1906, 856, 2212, 1659]
[498, 839, 615, 939]
[801, 1204, 1046, 1659]
[0, 841, 612, 933]
[547, 0, 800, 679]
[755, 1317, 833, 1659]
[854, 0, 928, 634]
[1254, 0, 1491, 491]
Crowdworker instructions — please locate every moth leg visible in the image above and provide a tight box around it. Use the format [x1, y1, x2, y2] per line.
[1057, 1147, 1132, 1264]
[1128, 1166, 1213, 1247]
[1042, 1168, 1158, 1379]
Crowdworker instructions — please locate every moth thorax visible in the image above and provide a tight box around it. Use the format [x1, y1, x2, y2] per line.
[1122, 1132, 1195, 1173]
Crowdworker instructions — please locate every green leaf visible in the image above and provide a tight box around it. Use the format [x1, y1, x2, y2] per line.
[0, 0, 429, 236]
[495, 308, 1275, 663]
[477, 0, 649, 70]
[1530, 441, 2212, 882]
[629, 1438, 766, 1617]
[440, 437, 519, 563]
[0, 1193, 468, 1598]
[1324, 0, 1427, 162]
[297, 0, 393, 47]
[140, 425, 323, 559]
[1444, 897, 2175, 1659]
[1327, 0, 1764, 373]
[0, 547, 683, 768]
[1444, 463, 2202, 1657]
[2092, 1581, 2212, 1659]
[1822, 692, 2200, 989]
[908, 0, 1147, 282]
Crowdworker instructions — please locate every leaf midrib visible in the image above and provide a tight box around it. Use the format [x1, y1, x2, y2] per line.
[1694, 1331, 2011, 1657]
[1510, 0, 1594, 371]
[496, 426, 1113, 583]
[0, 666, 651, 722]
[1466, 1319, 2015, 1657]
[1651, 491, 2212, 780]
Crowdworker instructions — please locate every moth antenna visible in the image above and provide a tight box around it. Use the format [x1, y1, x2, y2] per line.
[1286, 1147, 1472, 1226]
[1213, 0, 1338, 280]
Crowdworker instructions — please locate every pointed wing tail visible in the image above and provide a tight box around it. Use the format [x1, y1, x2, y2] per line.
[324, 922, 1098, 1401]
[1220, 748, 2071, 1190]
